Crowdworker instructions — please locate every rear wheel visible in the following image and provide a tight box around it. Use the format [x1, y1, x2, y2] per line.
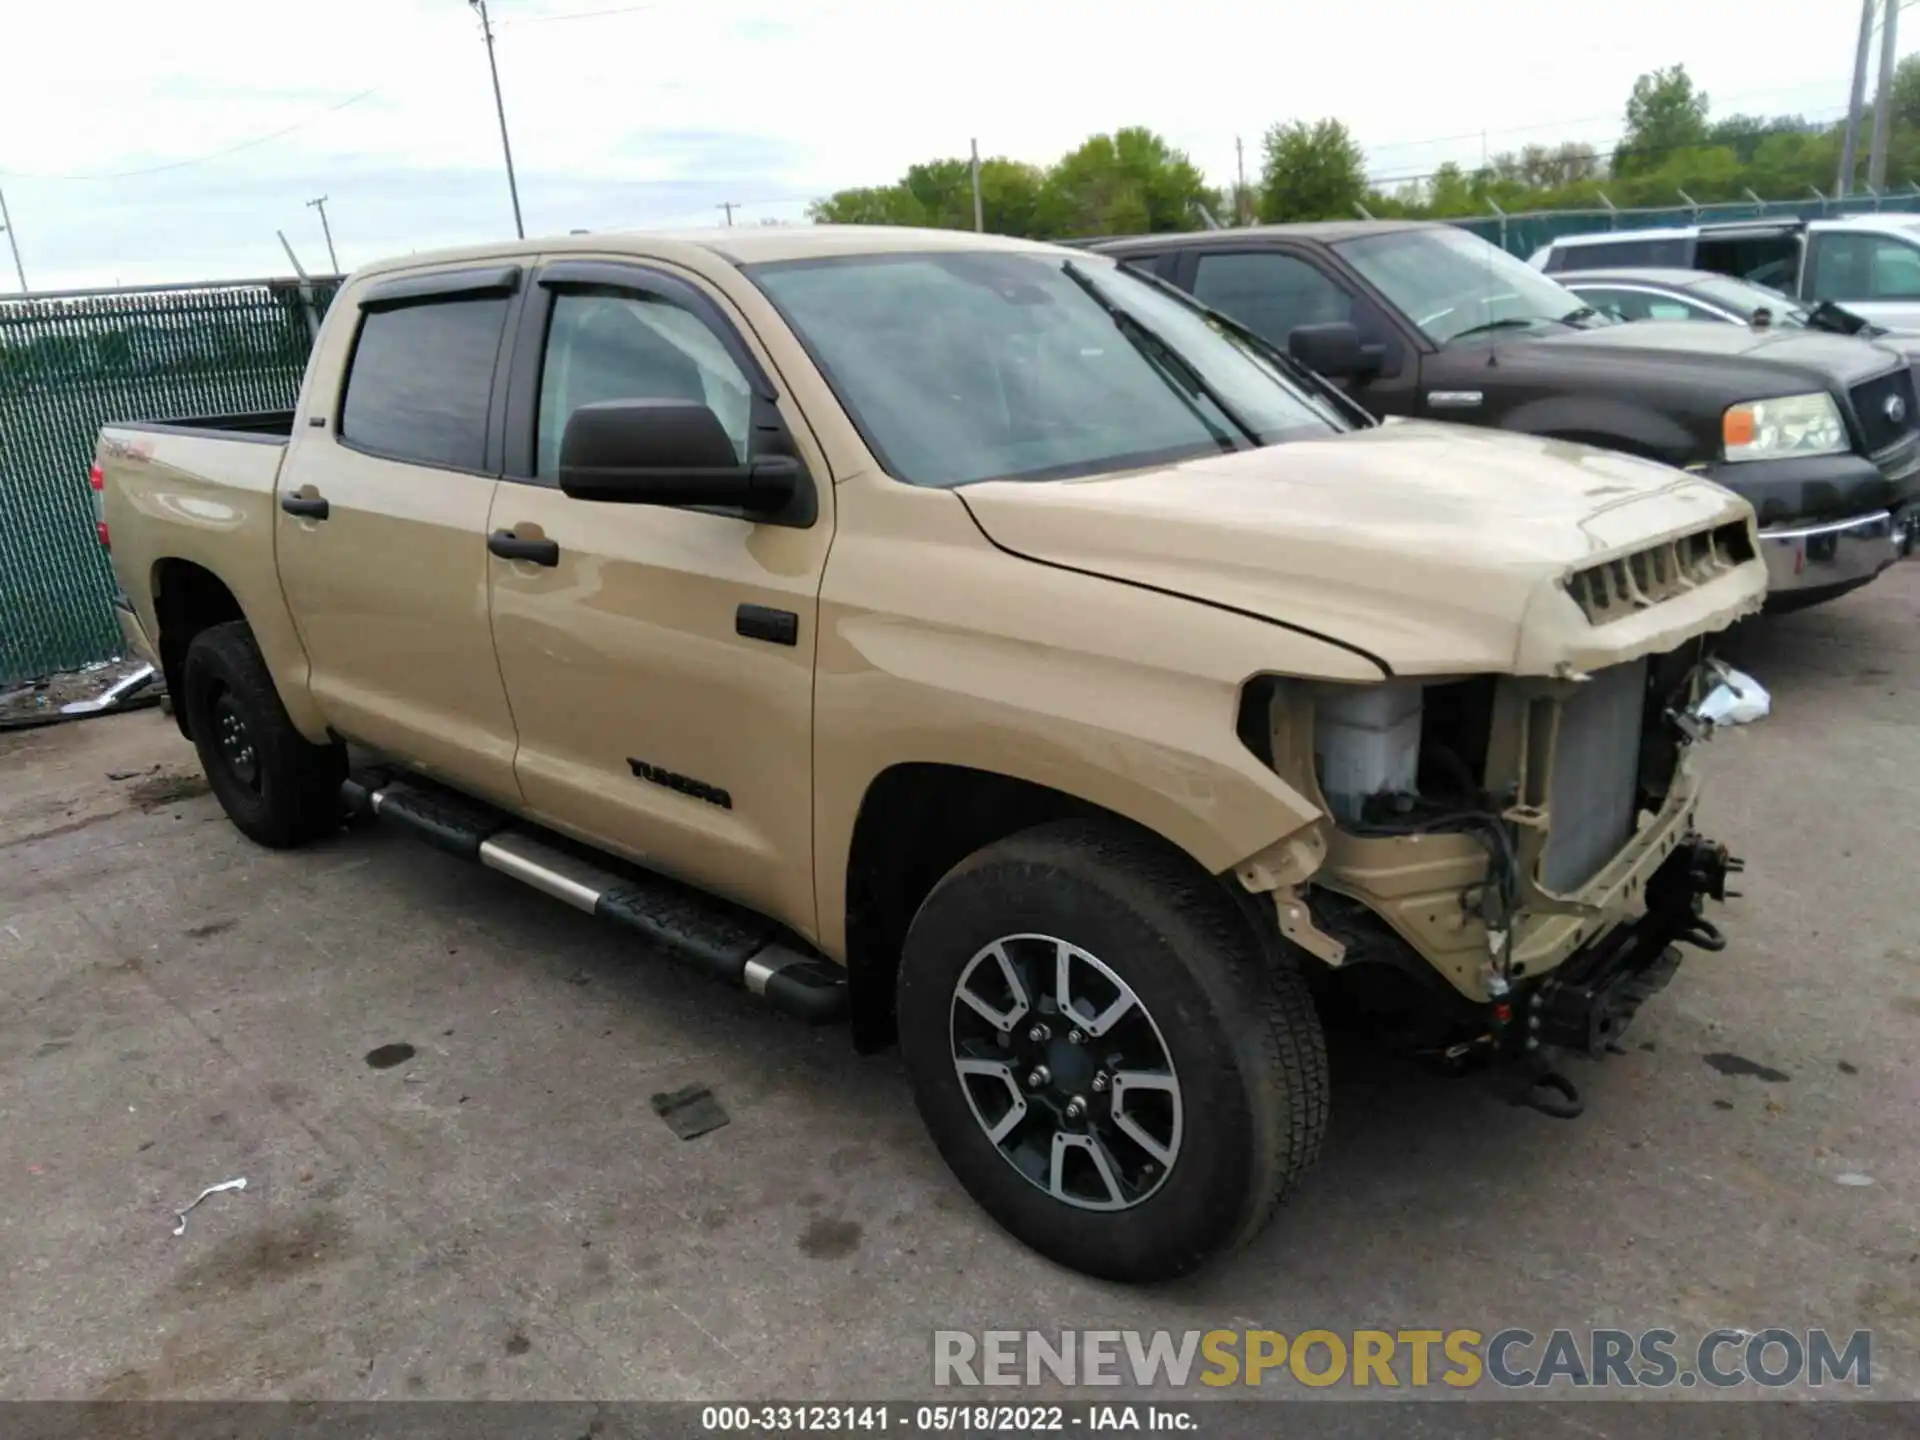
[897, 819, 1328, 1281]
[182, 621, 345, 848]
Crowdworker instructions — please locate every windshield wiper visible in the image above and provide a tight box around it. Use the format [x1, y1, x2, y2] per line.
[1447, 316, 1551, 343]
[1061, 261, 1260, 448]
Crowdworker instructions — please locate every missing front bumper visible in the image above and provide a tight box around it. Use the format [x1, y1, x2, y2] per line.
[1522, 834, 1742, 1058]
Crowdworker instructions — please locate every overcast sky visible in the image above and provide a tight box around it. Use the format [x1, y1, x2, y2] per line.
[0, 0, 1904, 292]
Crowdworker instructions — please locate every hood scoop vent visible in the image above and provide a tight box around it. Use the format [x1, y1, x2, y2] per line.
[1565, 521, 1756, 625]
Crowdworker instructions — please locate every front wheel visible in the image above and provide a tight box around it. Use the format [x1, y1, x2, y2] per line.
[897, 820, 1328, 1281]
[182, 621, 345, 849]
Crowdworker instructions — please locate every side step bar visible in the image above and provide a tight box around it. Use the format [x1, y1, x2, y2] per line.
[342, 776, 848, 1024]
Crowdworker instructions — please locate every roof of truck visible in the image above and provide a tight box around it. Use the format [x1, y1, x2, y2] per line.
[350, 225, 1062, 281]
[1088, 220, 1440, 254]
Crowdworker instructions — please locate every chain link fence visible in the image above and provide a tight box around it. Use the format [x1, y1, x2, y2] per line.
[1451, 190, 1920, 258]
[0, 277, 339, 686]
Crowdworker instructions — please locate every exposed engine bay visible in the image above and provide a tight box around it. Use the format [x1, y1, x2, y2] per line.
[1238, 641, 1747, 1085]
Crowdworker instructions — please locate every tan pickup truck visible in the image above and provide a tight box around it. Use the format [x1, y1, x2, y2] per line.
[97, 226, 1766, 1281]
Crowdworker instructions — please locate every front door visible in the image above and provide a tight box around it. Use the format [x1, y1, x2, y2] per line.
[484, 260, 830, 941]
[275, 268, 524, 805]
[1180, 246, 1421, 417]
[1805, 229, 1920, 330]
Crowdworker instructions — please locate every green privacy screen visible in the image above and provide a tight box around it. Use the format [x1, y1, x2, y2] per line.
[0, 278, 338, 687]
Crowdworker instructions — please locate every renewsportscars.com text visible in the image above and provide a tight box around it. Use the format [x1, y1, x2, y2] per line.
[933, 1327, 1871, 1390]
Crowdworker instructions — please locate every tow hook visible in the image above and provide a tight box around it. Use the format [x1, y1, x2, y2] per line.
[1513, 1059, 1584, 1120]
[1677, 916, 1727, 952]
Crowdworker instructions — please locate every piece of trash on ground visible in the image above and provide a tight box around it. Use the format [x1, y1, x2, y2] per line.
[1698, 667, 1770, 726]
[172, 1176, 247, 1235]
[1833, 1172, 1875, 1187]
[650, 1084, 729, 1140]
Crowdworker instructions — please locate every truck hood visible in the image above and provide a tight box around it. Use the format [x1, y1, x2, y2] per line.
[1527, 319, 1902, 392]
[959, 422, 1766, 677]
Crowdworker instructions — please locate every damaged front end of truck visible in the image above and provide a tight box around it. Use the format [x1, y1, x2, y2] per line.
[1232, 515, 1769, 1116]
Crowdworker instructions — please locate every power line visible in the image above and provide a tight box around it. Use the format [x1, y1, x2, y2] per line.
[1357, 77, 1865, 161]
[1365, 106, 1853, 189]
[0, 88, 380, 182]
[506, 2, 662, 24]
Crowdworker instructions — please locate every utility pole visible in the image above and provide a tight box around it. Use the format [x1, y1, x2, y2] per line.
[1869, 0, 1901, 191]
[1235, 135, 1249, 224]
[1839, 0, 1875, 196]
[468, 0, 525, 239]
[0, 182, 25, 292]
[306, 195, 339, 273]
[717, 201, 737, 226]
[970, 138, 984, 233]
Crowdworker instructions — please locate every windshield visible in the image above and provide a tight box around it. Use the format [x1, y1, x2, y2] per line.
[1335, 227, 1611, 344]
[1686, 275, 1809, 326]
[746, 251, 1348, 487]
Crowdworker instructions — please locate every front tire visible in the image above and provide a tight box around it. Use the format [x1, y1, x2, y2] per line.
[897, 820, 1328, 1281]
[182, 621, 345, 849]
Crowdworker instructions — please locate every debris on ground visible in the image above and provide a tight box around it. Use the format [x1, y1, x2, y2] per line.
[1, 658, 166, 731]
[172, 1176, 248, 1236]
[107, 765, 161, 782]
[1699, 666, 1771, 726]
[650, 1084, 729, 1140]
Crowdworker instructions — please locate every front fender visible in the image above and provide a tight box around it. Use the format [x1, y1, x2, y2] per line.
[1502, 396, 1702, 464]
[810, 516, 1380, 962]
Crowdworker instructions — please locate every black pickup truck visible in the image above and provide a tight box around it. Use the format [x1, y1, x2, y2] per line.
[1088, 221, 1920, 609]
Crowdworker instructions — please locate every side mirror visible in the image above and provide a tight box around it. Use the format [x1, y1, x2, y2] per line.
[557, 399, 796, 512]
[1288, 322, 1374, 380]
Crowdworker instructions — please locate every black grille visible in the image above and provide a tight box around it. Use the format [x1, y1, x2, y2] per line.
[1849, 367, 1919, 456]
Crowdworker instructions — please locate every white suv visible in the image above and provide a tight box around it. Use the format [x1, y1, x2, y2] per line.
[1530, 215, 1920, 332]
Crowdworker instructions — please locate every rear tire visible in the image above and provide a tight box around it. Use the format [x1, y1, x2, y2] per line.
[897, 819, 1328, 1281]
[182, 621, 345, 849]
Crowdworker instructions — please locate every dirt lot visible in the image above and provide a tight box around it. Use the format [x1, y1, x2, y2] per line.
[1, 568, 1916, 1410]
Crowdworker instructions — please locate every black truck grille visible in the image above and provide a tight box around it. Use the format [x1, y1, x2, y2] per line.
[1849, 366, 1919, 456]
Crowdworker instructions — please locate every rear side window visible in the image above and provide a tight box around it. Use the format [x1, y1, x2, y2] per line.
[1544, 238, 1692, 272]
[339, 298, 509, 469]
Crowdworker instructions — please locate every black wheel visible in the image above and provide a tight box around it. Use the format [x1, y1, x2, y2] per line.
[897, 819, 1328, 1282]
[182, 621, 345, 849]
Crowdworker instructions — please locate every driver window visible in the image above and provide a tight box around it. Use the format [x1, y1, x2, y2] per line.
[536, 291, 752, 482]
[1191, 252, 1354, 350]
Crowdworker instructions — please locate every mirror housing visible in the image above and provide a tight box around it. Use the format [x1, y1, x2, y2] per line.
[1288, 322, 1375, 380]
[557, 399, 796, 512]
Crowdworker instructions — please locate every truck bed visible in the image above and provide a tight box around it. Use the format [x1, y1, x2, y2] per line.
[107, 409, 296, 443]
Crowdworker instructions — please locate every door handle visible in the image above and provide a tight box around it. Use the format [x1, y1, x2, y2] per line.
[488, 529, 560, 566]
[281, 493, 330, 520]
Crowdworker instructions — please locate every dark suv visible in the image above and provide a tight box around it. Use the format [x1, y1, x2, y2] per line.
[1088, 221, 1920, 609]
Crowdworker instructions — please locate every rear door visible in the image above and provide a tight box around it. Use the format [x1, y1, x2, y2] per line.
[275, 265, 525, 806]
[483, 258, 831, 941]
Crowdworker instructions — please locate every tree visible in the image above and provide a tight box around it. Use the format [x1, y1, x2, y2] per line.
[810, 156, 1044, 235]
[1616, 64, 1711, 176]
[1257, 118, 1366, 222]
[1426, 161, 1478, 216]
[1491, 142, 1601, 189]
[1892, 53, 1920, 134]
[1034, 128, 1211, 237]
